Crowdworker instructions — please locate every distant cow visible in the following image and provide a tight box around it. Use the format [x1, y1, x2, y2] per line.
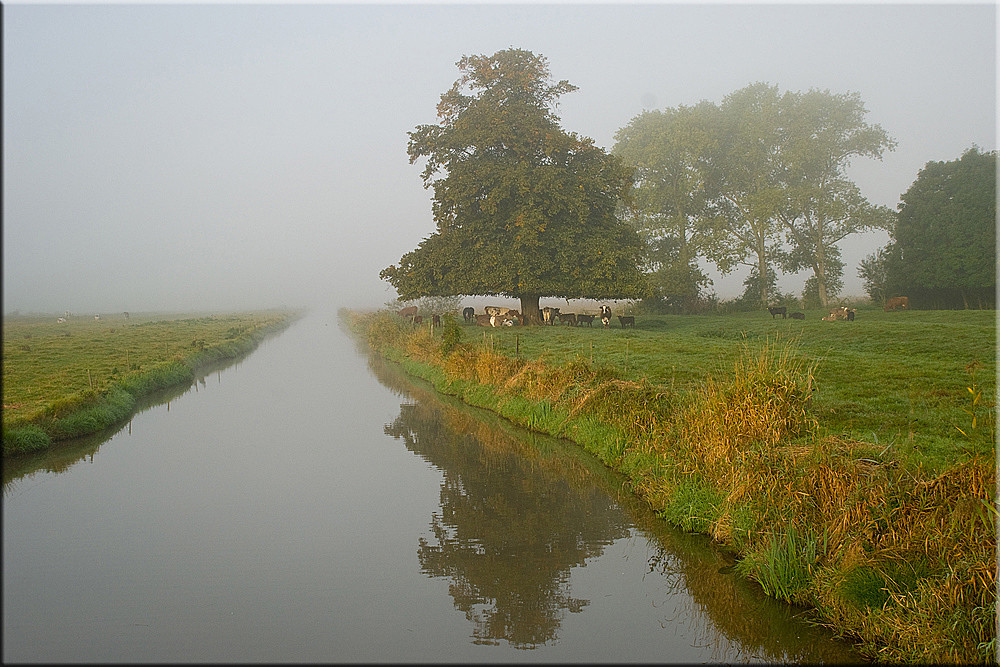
[432, 314, 441, 326]
[557, 313, 578, 326]
[618, 315, 635, 329]
[412, 315, 423, 325]
[767, 306, 787, 319]
[576, 314, 595, 327]
[463, 307, 475, 323]
[485, 306, 514, 317]
[541, 307, 560, 325]
[789, 312, 805, 320]
[57, 317, 67, 323]
[847, 309, 855, 321]
[884, 296, 909, 312]
[94, 315, 101, 321]
[599, 305, 612, 328]
[398, 306, 418, 318]
[475, 314, 492, 327]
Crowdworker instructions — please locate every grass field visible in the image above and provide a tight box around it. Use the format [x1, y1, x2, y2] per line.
[449, 307, 996, 472]
[2, 310, 297, 451]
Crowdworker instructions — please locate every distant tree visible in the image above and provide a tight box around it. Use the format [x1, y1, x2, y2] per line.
[380, 49, 647, 323]
[612, 103, 715, 312]
[698, 83, 789, 308]
[777, 89, 897, 307]
[857, 246, 894, 306]
[891, 147, 996, 308]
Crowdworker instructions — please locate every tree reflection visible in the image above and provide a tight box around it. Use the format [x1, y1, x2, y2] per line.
[385, 400, 631, 648]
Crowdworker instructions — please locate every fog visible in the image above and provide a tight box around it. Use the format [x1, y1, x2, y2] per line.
[3, 2, 995, 315]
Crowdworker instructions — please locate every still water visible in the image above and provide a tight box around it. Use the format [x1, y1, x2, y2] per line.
[3, 311, 861, 663]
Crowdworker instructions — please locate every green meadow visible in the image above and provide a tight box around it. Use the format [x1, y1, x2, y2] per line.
[454, 307, 996, 472]
[2, 310, 298, 455]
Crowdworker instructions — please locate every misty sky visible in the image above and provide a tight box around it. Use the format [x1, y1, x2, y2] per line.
[3, 1, 996, 315]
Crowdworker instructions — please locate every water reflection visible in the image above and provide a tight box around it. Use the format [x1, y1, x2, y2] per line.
[386, 399, 629, 648]
[369, 352, 860, 662]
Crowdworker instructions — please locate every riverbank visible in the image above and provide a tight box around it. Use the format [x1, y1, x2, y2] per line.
[2, 310, 301, 456]
[344, 308, 996, 663]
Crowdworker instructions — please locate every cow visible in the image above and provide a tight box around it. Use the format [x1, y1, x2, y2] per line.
[576, 314, 595, 327]
[123, 312, 130, 320]
[412, 315, 423, 325]
[557, 313, 577, 326]
[94, 315, 101, 321]
[475, 314, 492, 327]
[599, 305, 612, 328]
[57, 317, 67, 323]
[432, 314, 441, 327]
[398, 305, 418, 318]
[847, 309, 855, 321]
[463, 307, 475, 323]
[485, 306, 514, 317]
[767, 306, 787, 319]
[789, 312, 805, 320]
[884, 296, 909, 312]
[541, 306, 560, 325]
[618, 315, 635, 329]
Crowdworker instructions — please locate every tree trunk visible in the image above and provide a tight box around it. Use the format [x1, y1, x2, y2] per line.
[817, 243, 829, 308]
[519, 294, 542, 325]
[758, 249, 769, 306]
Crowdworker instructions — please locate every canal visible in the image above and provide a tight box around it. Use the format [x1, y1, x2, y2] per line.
[2, 310, 860, 662]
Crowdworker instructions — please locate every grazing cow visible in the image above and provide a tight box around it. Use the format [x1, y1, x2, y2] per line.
[618, 315, 635, 328]
[577, 314, 595, 327]
[789, 312, 805, 320]
[432, 314, 441, 326]
[884, 296, 909, 312]
[412, 315, 423, 324]
[557, 313, 578, 326]
[463, 307, 475, 323]
[398, 305, 418, 318]
[541, 307, 560, 325]
[599, 305, 612, 328]
[767, 306, 787, 319]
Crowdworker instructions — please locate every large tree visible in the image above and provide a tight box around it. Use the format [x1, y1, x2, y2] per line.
[700, 83, 788, 307]
[612, 103, 715, 313]
[888, 147, 996, 309]
[777, 89, 896, 307]
[380, 49, 647, 323]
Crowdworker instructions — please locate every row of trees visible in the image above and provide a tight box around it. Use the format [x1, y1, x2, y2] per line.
[612, 84, 896, 311]
[381, 48, 993, 320]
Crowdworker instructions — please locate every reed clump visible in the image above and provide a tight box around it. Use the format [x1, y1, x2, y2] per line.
[350, 309, 996, 662]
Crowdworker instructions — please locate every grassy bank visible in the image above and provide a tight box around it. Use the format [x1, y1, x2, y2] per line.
[2, 310, 300, 456]
[345, 307, 996, 663]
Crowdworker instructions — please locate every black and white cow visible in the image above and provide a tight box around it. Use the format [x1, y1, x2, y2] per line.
[599, 305, 612, 328]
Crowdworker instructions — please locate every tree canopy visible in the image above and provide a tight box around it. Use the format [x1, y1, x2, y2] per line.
[881, 147, 996, 308]
[380, 49, 647, 323]
[613, 83, 895, 309]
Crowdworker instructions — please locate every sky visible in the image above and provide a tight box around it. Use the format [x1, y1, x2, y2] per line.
[3, 1, 996, 315]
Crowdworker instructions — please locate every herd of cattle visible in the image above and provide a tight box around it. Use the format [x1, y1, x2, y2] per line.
[397, 295, 910, 328]
[397, 304, 635, 328]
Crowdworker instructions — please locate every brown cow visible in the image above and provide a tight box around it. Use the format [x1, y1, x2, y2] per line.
[884, 296, 909, 311]
[576, 314, 595, 327]
[398, 305, 418, 318]
[557, 313, 577, 326]
[618, 315, 635, 328]
[412, 315, 423, 325]
[541, 307, 560, 325]
[475, 314, 492, 326]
